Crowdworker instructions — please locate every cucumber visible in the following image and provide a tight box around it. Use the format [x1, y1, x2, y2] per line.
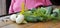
[25, 16, 38, 22]
[37, 17, 44, 22]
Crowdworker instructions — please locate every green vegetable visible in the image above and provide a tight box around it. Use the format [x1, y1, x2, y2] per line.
[53, 8, 60, 17]
[50, 13, 57, 20]
[44, 7, 53, 20]
[37, 17, 44, 22]
[23, 11, 32, 16]
[51, 12, 57, 17]
[33, 7, 46, 17]
[39, 7, 46, 14]
[23, 7, 60, 22]
[45, 6, 53, 15]
[53, 8, 60, 20]
[31, 8, 36, 13]
[25, 16, 38, 22]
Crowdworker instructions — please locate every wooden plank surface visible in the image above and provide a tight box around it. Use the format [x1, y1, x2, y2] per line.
[0, 16, 60, 28]
[0, 21, 60, 28]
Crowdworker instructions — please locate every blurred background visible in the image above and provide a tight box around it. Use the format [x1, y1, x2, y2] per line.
[0, 0, 60, 16]
[0, 0, 11, 16]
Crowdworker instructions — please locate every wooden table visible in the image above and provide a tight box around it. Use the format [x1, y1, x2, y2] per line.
[0, 16, 60, 28]
[0, 21, 60, 28]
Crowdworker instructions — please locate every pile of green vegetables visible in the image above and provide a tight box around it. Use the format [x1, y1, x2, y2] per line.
[23, 6, 60, 22]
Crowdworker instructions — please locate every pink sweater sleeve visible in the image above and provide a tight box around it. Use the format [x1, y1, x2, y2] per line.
[9, 0, 15, 14]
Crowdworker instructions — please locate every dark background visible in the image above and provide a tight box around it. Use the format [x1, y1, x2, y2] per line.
[50, 0, 60, 5]
[6, 0, 11, 14]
